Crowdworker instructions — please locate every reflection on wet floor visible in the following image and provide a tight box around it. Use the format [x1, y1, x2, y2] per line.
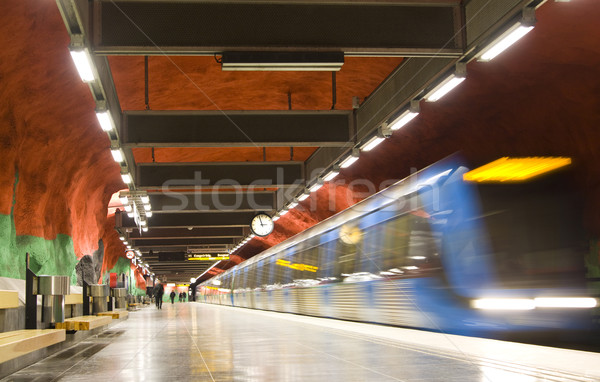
[2, 303, 597, 382]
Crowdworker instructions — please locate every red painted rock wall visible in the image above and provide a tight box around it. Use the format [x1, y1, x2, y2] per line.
[0, 0, 125, 260]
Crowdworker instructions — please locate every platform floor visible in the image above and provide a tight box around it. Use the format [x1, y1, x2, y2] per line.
[3, 302, 599, 382]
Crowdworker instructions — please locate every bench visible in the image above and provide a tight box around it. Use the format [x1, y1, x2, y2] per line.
[97, 310, 128, 319]
[0, 329, 66, 363]
[0, 290, 19, 309]
[128, 303, 139, 311]
[54, 315, 112, 331]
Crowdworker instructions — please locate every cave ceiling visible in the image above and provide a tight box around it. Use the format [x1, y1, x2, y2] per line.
[40, 0, 599, 283]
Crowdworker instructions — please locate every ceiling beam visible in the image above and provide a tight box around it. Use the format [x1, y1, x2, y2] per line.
[133, 238, 235, 247]
[135, 162, 304, 189]
[128, 227, 246, 239]
[92, 1, 462, 56]
[122, 111, 352, 148]
[117, 211, 257, 228]
[148, 191, 275, 213]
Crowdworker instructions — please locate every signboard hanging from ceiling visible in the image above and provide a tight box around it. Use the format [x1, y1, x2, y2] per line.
[186, 254, 229, 261]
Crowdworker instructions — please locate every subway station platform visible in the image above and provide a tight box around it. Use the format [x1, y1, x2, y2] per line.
[3, 302, 599, 382]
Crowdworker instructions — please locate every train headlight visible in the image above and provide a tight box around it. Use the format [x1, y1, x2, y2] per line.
[472, 298, 535, 310]
[534, 297, 597, 308]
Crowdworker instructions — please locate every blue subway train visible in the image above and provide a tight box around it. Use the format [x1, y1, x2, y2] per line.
[198, 157, 597, 338]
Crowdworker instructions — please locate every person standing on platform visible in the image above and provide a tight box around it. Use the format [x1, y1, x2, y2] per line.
[154, 282, 164, 309]
[170, 290, 176, 304]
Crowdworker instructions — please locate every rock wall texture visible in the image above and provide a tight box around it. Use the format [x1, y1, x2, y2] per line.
[0, 0, 124, 280]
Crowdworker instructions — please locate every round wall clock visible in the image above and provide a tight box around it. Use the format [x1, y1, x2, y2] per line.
[250, 213, 274, 237]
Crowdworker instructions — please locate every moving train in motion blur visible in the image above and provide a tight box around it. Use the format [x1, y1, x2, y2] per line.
[198, 156, 598, 339]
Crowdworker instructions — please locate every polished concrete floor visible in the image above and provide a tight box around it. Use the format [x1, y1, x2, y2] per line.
[3, 302, 599, 382]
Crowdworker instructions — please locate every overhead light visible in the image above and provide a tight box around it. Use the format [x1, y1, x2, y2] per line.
[463, 157, 571, 182]
[478, 9, 536, 62]
[190, 278, 196, 283]
[279, 209, 289, 216]
[360, 126, 391, 152]
[424, 63, 466, 102]
[389, 100, 420, 130]
[308, 179, 324, 193]
[127, 212, 134, 218]
[339, 148, 360, 168]
[119, 195, 128, 205]
[68, 42, 95, 82]
[144, 204, 151, 211]
[111, 149, 124, 163]
[221, 52, 344, 71]
[95, 110, 115, 132]
[121, 173, 132, 184]
[140, 220, 147, 226]
[127, 245, 132, 249]
[297, 190, 310, 202]
[323, 166, 340, 182]
[142, 226, 148, 232]
[145, 211, 153, 217]
[124, 205, 132, 212]
[119, 236, 125, 241]
[472, 298, 535, 310]
[273, 215, 280, 221]
[141, 195, 150, 204]
[123, 241, 128, 245]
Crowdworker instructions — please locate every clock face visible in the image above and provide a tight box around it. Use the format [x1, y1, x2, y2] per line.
[250, 213, 274, 237]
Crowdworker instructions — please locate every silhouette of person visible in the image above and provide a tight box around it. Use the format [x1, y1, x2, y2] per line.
[170, 290, 176, 304]
[154, 282, 164, 309]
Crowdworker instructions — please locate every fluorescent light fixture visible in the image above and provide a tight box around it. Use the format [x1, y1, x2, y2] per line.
[142, 226, 148, 232]
[463, 157, 571, 183]
[140, 220, 147, 226]
[121, 173, 132, 184]
[308, 179, 324, 193]
[190, 278, 196, 283]
[127, 212, 134, 218]
[141, 195, 150, 204]
[279, 209, 289, 216]
[119, 236, 125, 241]
[221, 52, 344, 71]
[339, 148, 360, 168]
[360, 135, 385, 152]
[145, 211, 152, 217]
[298, 192, 310, 202]
[534, 297, 597, 308]
[123, 241, 128, 245]
[127, 245, 132, 249]
[111, 149, 124, 163]
[478, 9, 536, 62]
[119, 195, 128, 205]
[124, 205, 132, 213]
[273, 215, 280, 221]
[323, 166, 340, 182]
[424, 63, 467, 102]
[95, 110, 114, 132]
[472, 298, 535, 310]
[287, 201, 298, 209]
[144, 204, 151, 211]
[69, 48, 95, 82]
[389, 100, 420, 130]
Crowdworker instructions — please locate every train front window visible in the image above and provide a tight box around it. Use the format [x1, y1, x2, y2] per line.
[476, 176, 586, 289]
